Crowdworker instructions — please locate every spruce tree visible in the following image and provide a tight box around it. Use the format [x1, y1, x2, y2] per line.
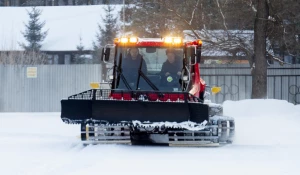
[20, 7, 48, 52]
[93, 5, 118, 80]
[75, 36, 86, 64]
[77, 36, 84, 52]
[94, 5, 118, 49]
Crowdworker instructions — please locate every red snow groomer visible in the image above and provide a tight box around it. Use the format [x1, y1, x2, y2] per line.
[61, 37, 235, 146]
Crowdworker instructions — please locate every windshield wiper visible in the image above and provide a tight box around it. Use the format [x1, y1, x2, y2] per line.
[116, 53, 132, 90]
[135, 57, 159, 91]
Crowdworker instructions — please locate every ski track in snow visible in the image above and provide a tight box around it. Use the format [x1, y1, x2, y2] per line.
[0, 99, 300, 175]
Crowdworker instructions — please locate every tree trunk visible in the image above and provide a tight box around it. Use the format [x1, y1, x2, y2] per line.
[252, 0, 269, 99]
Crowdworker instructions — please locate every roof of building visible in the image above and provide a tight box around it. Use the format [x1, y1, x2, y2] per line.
[0, 5, 122, 51]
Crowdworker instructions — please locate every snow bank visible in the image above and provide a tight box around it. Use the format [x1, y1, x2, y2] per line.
[223, 99, 300, 146]
[224, 99, 300, 118]
[0, 5, 122, 51]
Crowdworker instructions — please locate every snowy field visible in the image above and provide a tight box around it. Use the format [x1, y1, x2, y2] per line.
[0, 99, 300, 175]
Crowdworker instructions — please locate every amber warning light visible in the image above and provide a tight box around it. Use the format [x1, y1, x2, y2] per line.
[115, 37, 138, 44]
[197, 39, 203, 46]
[163, 37, 182, 44]
[187, 39, 203, 46]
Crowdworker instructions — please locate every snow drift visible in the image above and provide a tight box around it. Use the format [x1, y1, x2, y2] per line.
[224, 99, 300, 146]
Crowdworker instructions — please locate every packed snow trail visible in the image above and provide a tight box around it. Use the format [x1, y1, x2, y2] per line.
[0, 99, 300, 175]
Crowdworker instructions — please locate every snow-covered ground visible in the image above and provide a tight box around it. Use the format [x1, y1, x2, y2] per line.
[0, 99, 300, 175]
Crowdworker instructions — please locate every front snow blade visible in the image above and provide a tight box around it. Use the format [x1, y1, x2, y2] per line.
[60, 89, 209, 124]
[61, 99, 209, 124]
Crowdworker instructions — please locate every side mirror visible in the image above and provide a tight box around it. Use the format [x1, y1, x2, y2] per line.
[191, 53, 196, 65]
[189, 46, 201, 65]
[196, 48, 201, 63]
[191, 48, 201, 64]
[101, 48, 111, 62]
[189, 47, 196, 65]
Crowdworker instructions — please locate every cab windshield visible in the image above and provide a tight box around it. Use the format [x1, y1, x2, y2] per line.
[115, 47, 184, 91]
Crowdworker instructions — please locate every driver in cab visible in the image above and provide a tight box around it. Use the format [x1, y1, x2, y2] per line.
[123, 47, 147, 74]
[160, 48, 182, 80]
[121, 47, 147, 88]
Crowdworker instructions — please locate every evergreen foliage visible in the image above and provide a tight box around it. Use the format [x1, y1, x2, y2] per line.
[77, 36, 84, 52]
[93, 4, 118, 80]
[75, 36, 86, 64]
[94, 5, 118, 50]
[20, 7, 48, 52]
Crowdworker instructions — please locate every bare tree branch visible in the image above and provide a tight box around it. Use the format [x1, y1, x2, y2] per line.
[247, 0, 257, 12]
[189, 0, 200, 25]
[161, 0, 201, 39]
[283, 27, 297, 57]
[215, 0, 228, 30]
[267, 50, 292, 65]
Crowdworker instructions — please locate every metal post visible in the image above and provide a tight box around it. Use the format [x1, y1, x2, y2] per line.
[123, 0, 125, 36]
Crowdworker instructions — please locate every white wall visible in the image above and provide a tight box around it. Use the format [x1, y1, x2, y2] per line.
[0, 64, 102, 112]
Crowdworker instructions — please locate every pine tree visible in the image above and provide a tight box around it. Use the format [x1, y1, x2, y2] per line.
[77, 36, 84, 52]
[75, 36, 86, 64]
[94, 5, 118, 49]
[20, 7, 48, 52]
[93, 5, 118, 80]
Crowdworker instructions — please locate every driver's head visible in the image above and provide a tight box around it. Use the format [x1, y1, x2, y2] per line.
[129, 47, 139, 60]
[166, 49, 175, 63]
